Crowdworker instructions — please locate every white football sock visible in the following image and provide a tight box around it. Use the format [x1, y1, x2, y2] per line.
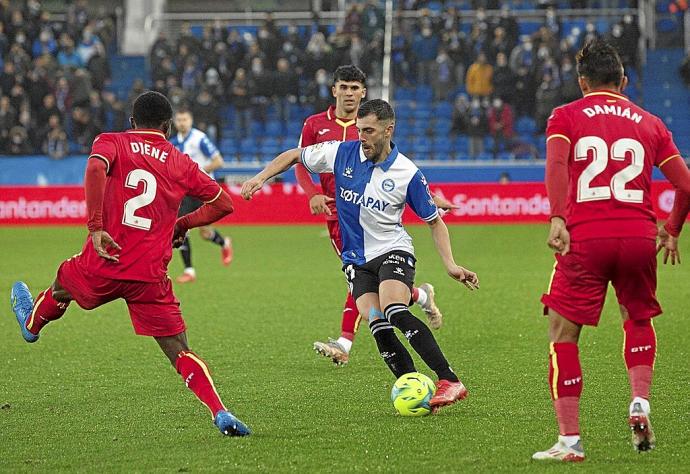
[183, 267, 196, 276]
[559, 434, 581, 448]
[415, 287, 428, 307]
[630, 396, 651, 415]
[336, 337, 352, 353]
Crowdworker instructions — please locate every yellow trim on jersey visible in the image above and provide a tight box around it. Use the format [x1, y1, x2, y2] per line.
[126, 130, 166, 139]
[335, 118, 356, 142]
[550, 342, 560, 400]
[26, 291, 46, 330]
[204, 187, 223, 204]
[547, 134, 571, 144]
[658, 154, 680, 168]
[584, 91, 628, 101]
[89, 153, 111, 174]
[183, 352, 224, 417]
[546, 261, 558, 295]
[651, 320, 657, 369]
[354, 314, 362, 333]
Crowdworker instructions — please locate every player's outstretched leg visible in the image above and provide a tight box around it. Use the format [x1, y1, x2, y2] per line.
[10, 282, 69, 343]
[623, 319, 657, 452]
[177, 237, 196, 283]
[201, 226, 233, 266]
[412, 283, 443, 330]
[383, 303, 467, 411]
[156, 334, 250, 436]
[313, 293, 360, 366]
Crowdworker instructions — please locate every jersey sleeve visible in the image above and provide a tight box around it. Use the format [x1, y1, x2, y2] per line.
[300, 140, 340, 174]
[298, 119, 316, 147]
[184, 154, 222, 202]
[199, 134, 219, 158]
[655, 120, 681, 168]
[89, 133, 117, 174]
[545, 106, 572, 145]
[406, 170, 439, 222]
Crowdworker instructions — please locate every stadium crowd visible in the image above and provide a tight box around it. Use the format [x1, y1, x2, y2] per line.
[0, 0, 120, 158]
[0, 0, 642, 159]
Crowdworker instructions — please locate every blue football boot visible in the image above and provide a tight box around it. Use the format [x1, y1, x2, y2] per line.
[10, 281, 38, 343]
[214, 410, 251, 436]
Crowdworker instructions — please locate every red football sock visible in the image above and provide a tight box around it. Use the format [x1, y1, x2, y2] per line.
[549, 342, 582, 436]
[26, 287, 68, 335]
[623, 319, 656, 400]
[411, 287, 420, 302]
[175, 351, 226, 417]
[340, 293, 360, 341]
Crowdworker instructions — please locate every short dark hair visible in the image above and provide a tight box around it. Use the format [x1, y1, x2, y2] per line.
[174, 106, 193, 117]
[333, 65, 367, 86]
[576, 39, 624, 87]
[132, 91, 173, 128]
[357, 99, 395, 122]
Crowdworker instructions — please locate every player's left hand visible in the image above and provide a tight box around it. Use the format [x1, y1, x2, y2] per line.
[447, 265, 479, 290]
[547, 217, 570, 255]
[657, 226, 680, 265]
[432, 194, 459, 211]
[240, 176, 265, 200]
[90, 230, 121, 262]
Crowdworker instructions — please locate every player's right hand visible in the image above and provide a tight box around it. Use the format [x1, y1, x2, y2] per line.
[547, 217, 570, 255]
[90, 230, 121, 262]
[657, 225, 681, 265]
[240, 176, 264, 200]
[309, 194, 335, 215]
[172, 223, 188, 249]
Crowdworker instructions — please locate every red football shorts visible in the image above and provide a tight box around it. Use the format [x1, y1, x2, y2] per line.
[57, 256, 185, 337]
[327, 219, 343, 256]
[541, 238, 661, 326]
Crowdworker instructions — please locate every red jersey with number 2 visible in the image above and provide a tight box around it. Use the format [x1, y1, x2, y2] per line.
[82, 129, 221, 282]
[547, 90, 680, 241]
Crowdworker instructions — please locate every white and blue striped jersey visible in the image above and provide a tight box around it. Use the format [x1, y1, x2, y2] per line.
[170, 128, 219, 177]
[301, 140, 439, 265]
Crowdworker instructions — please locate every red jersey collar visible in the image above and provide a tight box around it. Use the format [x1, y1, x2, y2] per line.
[583, 89, 629, 101]
[126, 128, 167, 139]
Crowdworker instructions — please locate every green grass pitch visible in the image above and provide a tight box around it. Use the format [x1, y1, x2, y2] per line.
[1, 224, 688, 472]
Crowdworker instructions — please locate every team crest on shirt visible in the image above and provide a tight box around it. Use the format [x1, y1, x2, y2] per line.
[382, 178, 395, 192]
[343, 167, 353, 178]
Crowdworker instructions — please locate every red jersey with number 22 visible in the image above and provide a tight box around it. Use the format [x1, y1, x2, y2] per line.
[547, 90, 680, 241]
[83, 129, 221, 282]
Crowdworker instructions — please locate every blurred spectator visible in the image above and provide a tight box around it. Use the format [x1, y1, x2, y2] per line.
[450, 93, 470, 136]
[249, 57, 272, 124]
[492, 52, 516, 104]
[87, 43, 110, 90]
[488, 97, 514, 159]
[499, 171, 511, 184]
[273, 57, 299, 125]
[466, 52, 493, 98]
[8, 125, 31, 154]
[559, 55, 580, 103]
[230, 67, 252, 139]
[535, 74, 561, 133]
[71, 106, 99, 153]
[57, 34, 83, 69]
[306, 68, 333, 114]
[432, 48, 454, 101]
[0, 94, 17, 148]
[42, 114, 68, 159]
[32, 29, 57, 57]
[467, 98, 488, 159]
[36, 93, 61, 130]
[680, 52, 690, 87]
[413, 22, 440, 85]
[192, 88, 220, 142]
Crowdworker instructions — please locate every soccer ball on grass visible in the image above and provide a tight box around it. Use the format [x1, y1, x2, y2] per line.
[391, 372, 436, 416]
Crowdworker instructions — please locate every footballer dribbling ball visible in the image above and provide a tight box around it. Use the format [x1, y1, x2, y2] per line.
[391, 372, 437, 416]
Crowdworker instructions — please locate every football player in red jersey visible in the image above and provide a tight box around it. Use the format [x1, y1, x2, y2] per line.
[10, 91, 250, 436]
[296, 65, 453, 366]
[533, 40, 690, 461]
